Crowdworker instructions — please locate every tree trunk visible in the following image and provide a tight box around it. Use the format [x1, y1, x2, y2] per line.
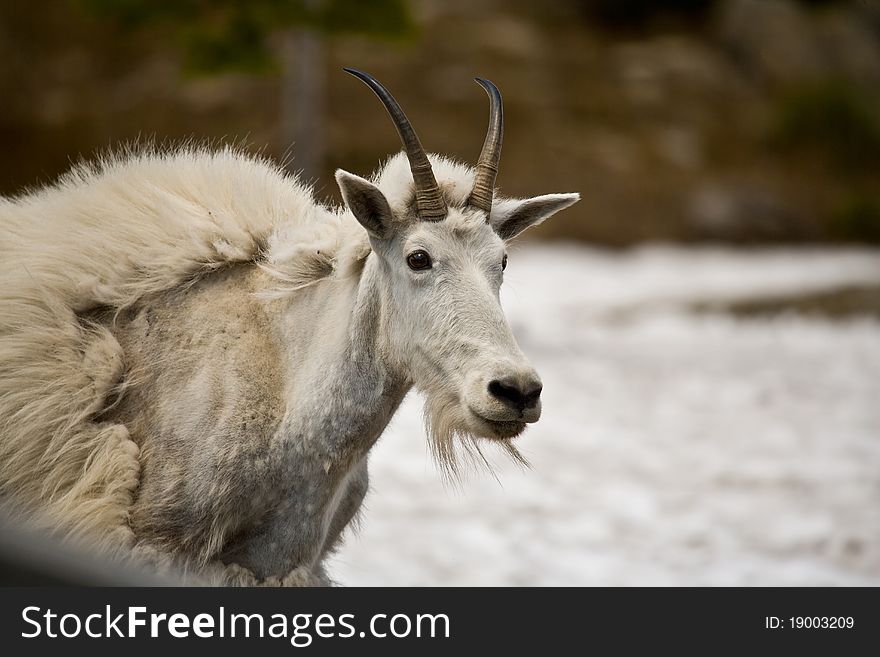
[279, 27, 325, 182]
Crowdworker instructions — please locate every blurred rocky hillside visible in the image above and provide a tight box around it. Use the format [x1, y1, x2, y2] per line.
[1, 0, 878, 244]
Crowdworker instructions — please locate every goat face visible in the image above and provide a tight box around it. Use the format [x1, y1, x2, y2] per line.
[337, 69, 578, 450]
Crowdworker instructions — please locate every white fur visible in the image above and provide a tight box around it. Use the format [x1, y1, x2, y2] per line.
[0, 146, 321, 550]
[0, 144, 577, 579]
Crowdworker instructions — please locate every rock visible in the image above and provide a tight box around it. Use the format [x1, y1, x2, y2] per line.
[716, 0, 826, 83]
[687, 183, 808, 241]
[717, 0, 880, 86]
[816, 9, 880, 87]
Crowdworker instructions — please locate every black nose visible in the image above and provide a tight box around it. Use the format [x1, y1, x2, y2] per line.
[487, 377, 543, 411]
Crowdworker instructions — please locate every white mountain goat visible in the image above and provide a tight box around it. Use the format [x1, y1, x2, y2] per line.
[0, 69, 579, 585]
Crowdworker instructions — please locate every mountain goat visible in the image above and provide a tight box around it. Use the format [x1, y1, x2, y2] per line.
[0, 69, 579, 585]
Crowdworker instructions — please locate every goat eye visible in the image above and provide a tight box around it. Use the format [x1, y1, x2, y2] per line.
[406, 250, 432, 270]
[502, 254, 508, 271]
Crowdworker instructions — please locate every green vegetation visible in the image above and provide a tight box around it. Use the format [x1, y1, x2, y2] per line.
[573, 0, 717, 29]
[769, 80, 880, 243]
[832, 195, 880, 243]
[771, 80, 880, 173]
[78, 0, 414, 74]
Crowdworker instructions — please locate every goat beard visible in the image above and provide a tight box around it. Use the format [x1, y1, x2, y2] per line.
[422, 392, 529, 484]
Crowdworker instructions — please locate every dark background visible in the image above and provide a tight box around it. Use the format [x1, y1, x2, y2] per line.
[2, 0, 879, 245]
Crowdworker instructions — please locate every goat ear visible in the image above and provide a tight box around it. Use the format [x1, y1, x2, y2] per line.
[489, 193, 580, 241]
[336, 170, 394, 239]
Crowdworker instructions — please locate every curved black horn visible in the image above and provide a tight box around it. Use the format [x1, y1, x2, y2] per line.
[467, 77, 503, 215]
[343, 68, 447, 221]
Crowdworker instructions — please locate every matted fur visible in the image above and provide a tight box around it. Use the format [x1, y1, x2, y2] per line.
[0, 144, 530, 570]
[1, 145, 319, 553]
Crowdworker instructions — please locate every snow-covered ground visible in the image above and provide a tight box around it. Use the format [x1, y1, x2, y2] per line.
[330, 245, 880, 586]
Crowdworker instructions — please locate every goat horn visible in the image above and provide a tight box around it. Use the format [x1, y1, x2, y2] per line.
[467, 77, 503, 216]
[344, 68, 447, 221]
